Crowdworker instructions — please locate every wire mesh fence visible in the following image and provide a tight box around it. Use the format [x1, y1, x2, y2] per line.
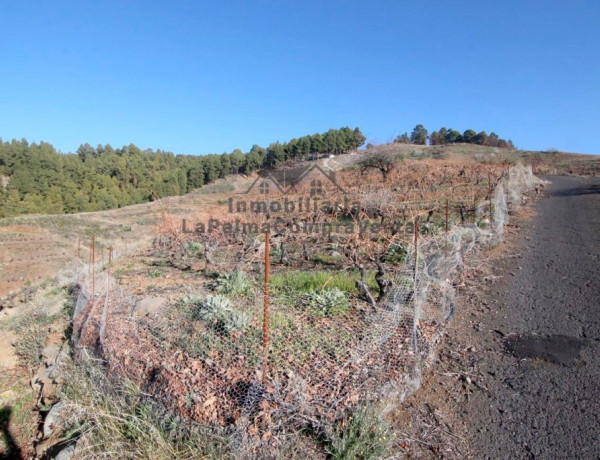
[66, 163, 546, 457]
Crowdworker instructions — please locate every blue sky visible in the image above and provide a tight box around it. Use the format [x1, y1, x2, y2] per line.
[1, 1, 598, 155]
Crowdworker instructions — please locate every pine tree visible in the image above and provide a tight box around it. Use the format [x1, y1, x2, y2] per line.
[410, 124, 428, 145]
[3, 189, 21, 217]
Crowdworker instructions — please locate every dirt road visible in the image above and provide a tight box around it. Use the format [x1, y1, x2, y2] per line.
[397, 175, 600, 459]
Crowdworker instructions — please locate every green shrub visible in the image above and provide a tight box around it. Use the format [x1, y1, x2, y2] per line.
[328, 405, 394, 460]
[189, 295, 250, 333]
[7, 309, 55, 370]
[187, 241, 202, 256]
[384, 243, 408, 264]
[300, 288, 350, 317]
[214, 271, 255, 297]
[477, 219, 490, 229]
[269, 245, 282, 260]
[14, 322, 48, 370]
[148, 270, 163, 278]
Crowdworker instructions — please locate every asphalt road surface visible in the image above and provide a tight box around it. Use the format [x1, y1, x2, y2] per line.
[462, 175, 600, 459]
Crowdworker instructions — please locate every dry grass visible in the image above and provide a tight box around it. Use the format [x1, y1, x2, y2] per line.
[0, 368, 38, 458]
[54, 354, 232, 460]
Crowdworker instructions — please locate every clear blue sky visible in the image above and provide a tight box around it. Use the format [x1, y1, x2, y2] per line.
[1, 1, 598, 155]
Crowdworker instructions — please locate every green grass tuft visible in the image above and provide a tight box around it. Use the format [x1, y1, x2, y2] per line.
[270, 269, 378, 298]
[328, 404, 394, 460]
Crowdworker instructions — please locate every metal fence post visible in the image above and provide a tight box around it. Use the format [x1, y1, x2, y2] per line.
[488, 171, 494, 224]
[91, 236, 95, 298]
[262, 232, 270, 383]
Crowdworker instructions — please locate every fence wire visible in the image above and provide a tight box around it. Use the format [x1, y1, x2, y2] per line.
[67, 163, 546, 457]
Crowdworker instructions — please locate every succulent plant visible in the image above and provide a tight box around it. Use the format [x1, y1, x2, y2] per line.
[190, 295, 250, 333]
[300, 287, 350, 317]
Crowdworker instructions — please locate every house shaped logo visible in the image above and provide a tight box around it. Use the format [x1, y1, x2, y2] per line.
[245, 164, 346, 196]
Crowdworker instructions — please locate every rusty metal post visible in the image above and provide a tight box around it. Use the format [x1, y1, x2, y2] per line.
[445, 199, 449, 233]
[108, 246, 113, 266]
[412, 215, 420, 352]
[471, 190, 476, 224]
[262, 232, 270, 383]
[413, 216, 419, 283]
[91, 236, 95, 298]
[77, 238, 81, 258]
[402, 205, 407, 240]
[445, 199, 449, 256]
[488, 171, 494, 224]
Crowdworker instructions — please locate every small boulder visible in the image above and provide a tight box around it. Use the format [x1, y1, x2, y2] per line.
[43, 401, 65, 437]
[48, 365, 62, 380]
[133, 296, 166, 318]
[42, 344, 61, 366]
[55, 342, 71, 367]
[55, 443, 76, 460]
[32, 365, 59, 398]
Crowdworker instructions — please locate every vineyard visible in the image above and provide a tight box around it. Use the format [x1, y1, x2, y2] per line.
[65, 153, 545, 458]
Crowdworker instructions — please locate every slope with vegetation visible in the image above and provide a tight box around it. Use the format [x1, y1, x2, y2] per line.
[0, 126, 366, 218]
[0, 123, 524, 219]
[391, 124, 514, 148]
[0, 137, 598, 458]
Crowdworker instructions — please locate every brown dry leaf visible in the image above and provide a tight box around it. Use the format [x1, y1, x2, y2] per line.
[348, 393, 359, 404]
[203, 396, 217, 407]
[259, 400, 271, 411]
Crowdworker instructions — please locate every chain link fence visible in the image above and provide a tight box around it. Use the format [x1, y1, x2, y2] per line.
[65, 163, 546, 457]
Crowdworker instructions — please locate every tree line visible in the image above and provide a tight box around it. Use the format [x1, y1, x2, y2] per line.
[393, 124, 514, 149]
[0, 126, 365, 217]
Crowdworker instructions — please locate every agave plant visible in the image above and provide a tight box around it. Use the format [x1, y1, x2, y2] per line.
[214, 271, 255, 297]
[189, 295, 250, 333]
[301, 288, 350, 317]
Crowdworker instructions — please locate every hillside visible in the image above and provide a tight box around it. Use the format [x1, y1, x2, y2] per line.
[0, 127, 366, 218]
[3, 143, 596, 296]
[0, 146, 599, 458]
